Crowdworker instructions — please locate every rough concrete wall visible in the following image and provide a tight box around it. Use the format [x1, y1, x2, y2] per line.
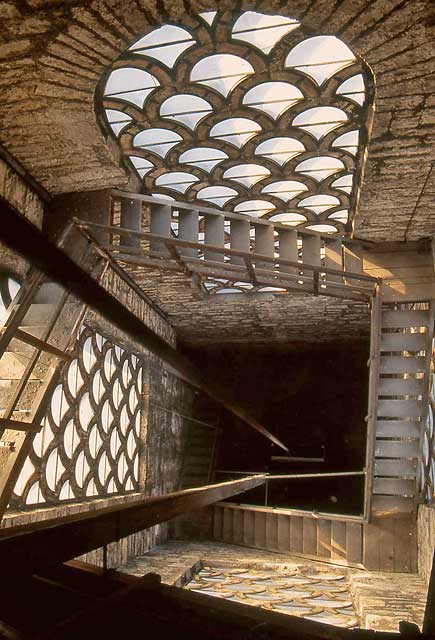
[0, 157, 44, 229]
[0, 1, 433, 240]
[418, 504, 435, 584]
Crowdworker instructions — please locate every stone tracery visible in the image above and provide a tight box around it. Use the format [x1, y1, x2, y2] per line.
[99, 11, 373, 235]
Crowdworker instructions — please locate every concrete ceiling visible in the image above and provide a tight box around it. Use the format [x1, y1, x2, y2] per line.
[0, 0, 434, 244]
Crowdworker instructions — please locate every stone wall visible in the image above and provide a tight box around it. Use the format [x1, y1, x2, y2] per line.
[417, 504, 435, 584]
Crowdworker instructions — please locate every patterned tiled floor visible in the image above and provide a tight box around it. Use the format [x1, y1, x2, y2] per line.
[186, 564, 358, 628]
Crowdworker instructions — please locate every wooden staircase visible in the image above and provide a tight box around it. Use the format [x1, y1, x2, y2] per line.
[370, 303, 434, 515]
[180, 422, 218, 489]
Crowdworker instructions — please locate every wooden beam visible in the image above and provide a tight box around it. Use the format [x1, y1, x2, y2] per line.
[0, 476, 266, 575]
[0, 201, 288, 452]
[14, 328, 71, 361]
[0, 418, 42, 433]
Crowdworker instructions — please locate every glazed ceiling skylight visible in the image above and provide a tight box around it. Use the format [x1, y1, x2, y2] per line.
[100, 11, 373, 234]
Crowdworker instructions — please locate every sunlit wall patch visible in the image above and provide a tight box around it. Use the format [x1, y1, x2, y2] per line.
[98, 10, 374, 237]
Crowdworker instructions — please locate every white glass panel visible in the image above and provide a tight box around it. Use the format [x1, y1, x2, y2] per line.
[105, 109, 132, 137]
[285, 36, 356, 86]
[133, 128, 183, 158]
[179, 147, 228, 172]
[269, 212, 307, 225]
[129, 25, 195, 68]
[190, 54, 254, 97]
[155, 171, 199, 194]
[198, 11, 217, 26]
[243, 82, 303, 119]
[197, 186, 238, 207]
[104, 68, 159, 108]
[255, 137, 305, 166]
[305, 224, 338, 233]
[298, 194, 341, 214]
[261, 181, 308, 202]
[232, 11, 299, 54]
[160, 94, 213, 130]
[234, 200, 275, 217]
[336, 74, 365, 106]
[332, 130, 359, 155]
[210, 118, 261, 148]
[331, 174, 353, 194]
[293, 107, 347, 140]
[295, 156, 345, 182]
[223, 164, 270, 188]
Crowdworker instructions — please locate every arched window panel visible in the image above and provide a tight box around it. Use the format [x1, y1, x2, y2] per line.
[155, 171, 199, 194]
[104, 68, 160, 109]
[243, 82, 303, 120]
[255, 137, 305, 166]
[234, 200, 275, 218]
[179, 147, 229, 173]
[298, 195, 341, 215]
[210, 118, 262, 149]
[292, 107, 348, 141]
[336, 74, 365, 106]
[129, 25, 196, 68]
[98, 11, 373, 235]
[269, 212, 308, 226]
[10, 326, 144, 510]
[160, 94, 213, 131]
[223, 164, 270, 188]
[285, 36, 356, 86]
[190, 54, 254, 97]
[232, 12, 299, 55]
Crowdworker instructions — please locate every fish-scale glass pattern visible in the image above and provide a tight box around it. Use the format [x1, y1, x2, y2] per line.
[186, 565, 358, 628]
[99, 11, 373, 234]
[421, 336, 435, 503]
[10, 325, 144, 508]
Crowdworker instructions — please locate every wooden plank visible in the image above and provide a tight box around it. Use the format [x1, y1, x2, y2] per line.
[120, 198, 141, 248]
[0, 476, 266, 576]
[382, 310, 429, 328]
[377, 399, 422, 418]
[375, 439, 420, 458]
[232, 508, 244, 545]
[380, 332, 427, 352]
[277, 515, 290, 552]
[363, 521, 381, 570]
[374, 458, 417, 477]
[331, 521, 346, 561]
[213, 506, 223, 540]
[375, 282, 435, 304]
[379, 355, 426, 374]
[290, 516, 303, 553]
[222, 507, 234, 542]
[371, 495, 416, 515]
[254, 511, 267, 548]
[243, 509, 255, 546]
[302, 517, 317, 556]
[378, 517, 396, 572]
[373, 477, 416, 497]
[266, 512, 278, 550]
[317, 519, 331, 558]
[375, 420, 420, 438]
[346, 522, 362, 565]
[0, 418, 42, 433]
[378, 378, 425, 396]
[14, 329, 71, 361]
[393, 516, 417, 573]
[324, 240, 343, 282]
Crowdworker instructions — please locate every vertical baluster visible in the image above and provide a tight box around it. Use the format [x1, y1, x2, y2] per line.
[204, 214, 225, 262]
[230, 218, 250, 266]
[324, 239, 343, 289]
[255, 224, 275, 272]
[302, 234, 321, 293]
[278, 228, 298, 277]
[150, 203, 171, 255]
[178, 209, 199, 258]
[120, 198, 141, 248]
